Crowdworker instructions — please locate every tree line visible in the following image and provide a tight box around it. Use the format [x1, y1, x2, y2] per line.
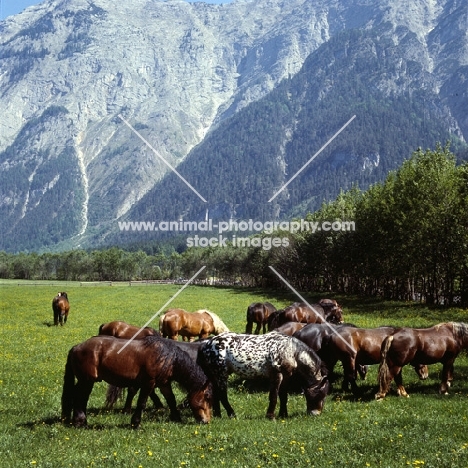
[1, 145, 468, 306]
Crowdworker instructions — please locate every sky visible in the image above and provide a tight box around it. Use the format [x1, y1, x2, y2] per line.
[0, 0, 230, 20]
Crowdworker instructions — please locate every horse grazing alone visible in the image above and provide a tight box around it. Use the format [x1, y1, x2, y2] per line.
[98, 321, 160, 339]
[52, 292, 70, 326]
[245, 302, 276, 334]
[61, 335, 213, 428]
[197, 331, 329, 419]
[159, 309, 229, 341]
[376, 322, 468, 399]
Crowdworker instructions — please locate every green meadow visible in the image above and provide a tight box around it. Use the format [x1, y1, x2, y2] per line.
[1, 281, 468, 467]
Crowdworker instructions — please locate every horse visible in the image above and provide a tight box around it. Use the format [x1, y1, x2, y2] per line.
[322, 326, 428, 395]
[267, 301, 343, 331]
[105, 342, 208, 412]
[52, 292, 70, 326]
[61, 335, 213, 428]
[274, 321, 307, 336]
[98, 321, 164, 411]
[375, 322, 468, 399]
[197, 331, 329, 419]
[245, 302, 276, 334]
[98, 321, 160, 339]
[293, 323, 368, 386]
[159, 308, 229, 341]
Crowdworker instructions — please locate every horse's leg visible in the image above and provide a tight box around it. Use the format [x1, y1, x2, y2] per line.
[149, 389, 165, 410]
[54, 311, 58, 326]
[72, 380, 94, 427]
[130, 383, 152, 429]
[123, 387, 138, 413]
[245, 321, 253, 334]
[277, 376, 290, 419]
[342, 356, 359, 395]
[254, 322, 261, 335]
[158, 384, 182, 422]
[375, 364, 399, 400]
[266, 372, 283, 419]
[395, 368, 409, 397]
[440, 359, 455, 394]
[64, 313, 68, 324]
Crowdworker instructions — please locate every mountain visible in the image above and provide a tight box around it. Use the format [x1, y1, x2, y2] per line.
[0, 0, 467, 252]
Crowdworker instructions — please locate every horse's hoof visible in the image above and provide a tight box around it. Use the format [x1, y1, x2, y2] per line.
[374, 393, 385, 400]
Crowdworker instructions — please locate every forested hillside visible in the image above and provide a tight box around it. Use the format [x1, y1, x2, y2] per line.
[3, 145, 467, 306]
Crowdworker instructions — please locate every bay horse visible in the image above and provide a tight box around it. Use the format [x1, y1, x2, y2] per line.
[52, 292, 70, 326]
[61, 335, 213, 428]
[98, 321, 164, 411]
[375, 322, 468, 399]
[267, 301, 343, 330]
[274, 321, 306, 336]
[98, 321, 160, 339]
[197, 331, 329, 419]
[293, 323, 368, 386]
[245, 302, 276, 334]
[321, 326, 428, 395]
[159, 308, 229, 341]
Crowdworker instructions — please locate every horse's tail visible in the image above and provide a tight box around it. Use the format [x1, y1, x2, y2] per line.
[158, 314, 165, 334]
[204, 310, 229, 334]
[376, 335, 394, 398]
[61, 347, 76, 423]
[98, 323, 105, 335]
[105, 385, 125, 409]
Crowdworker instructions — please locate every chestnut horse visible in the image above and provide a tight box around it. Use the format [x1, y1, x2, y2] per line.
[376, 322, 468, 399]
[52, 292, 70, 326]
[245, 302, 276, 334]
[61, 335, 212, 428]
[322, 326, 428, 395]
[159, 309, 229, 341]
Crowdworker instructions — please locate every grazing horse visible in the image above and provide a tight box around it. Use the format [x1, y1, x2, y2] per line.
[98, 321, 160, 339]
[197, 331, 329, 419]
[274, 322, 307, 336]
[52, 292, 70, 326]
[159, 309, 229, 341]
[245, 302, 276, 334]
[322, 326, 428, 395]
[293, 323, 368, 385]
[61, 335, 212, 428]
[375, 322, 468, 399]
[267, 301, 343, 330]
[98, 321, 164, 411]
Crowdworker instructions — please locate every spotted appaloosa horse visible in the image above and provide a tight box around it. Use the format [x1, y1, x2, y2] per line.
[197, 331, 329, 419]
[245, 302, 276, 334]
[376, 322, 468, 399]
[52, 292, 70, 326]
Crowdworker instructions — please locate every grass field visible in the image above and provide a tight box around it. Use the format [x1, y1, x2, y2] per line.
[1, 281, 468, 467]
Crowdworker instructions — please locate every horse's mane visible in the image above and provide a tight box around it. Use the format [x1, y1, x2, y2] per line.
[451, 322, 468, 341]
[142, 335, 209, 391]
[290, 335, 328, 384]
[196, 309, 230, 334]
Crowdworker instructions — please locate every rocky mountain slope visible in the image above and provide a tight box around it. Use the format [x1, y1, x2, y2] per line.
[0, 0, 466, 252]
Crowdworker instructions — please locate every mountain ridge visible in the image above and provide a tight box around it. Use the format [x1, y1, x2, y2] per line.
[0, 0, 467, 252]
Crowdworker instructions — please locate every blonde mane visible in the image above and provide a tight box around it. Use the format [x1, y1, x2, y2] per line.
[195, 309, 230, 334]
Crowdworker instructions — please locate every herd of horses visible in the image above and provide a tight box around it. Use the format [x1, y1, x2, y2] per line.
[58, 293, 468, 430]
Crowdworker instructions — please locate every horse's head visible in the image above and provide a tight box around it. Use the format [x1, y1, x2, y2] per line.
[188, 381, 213, 424]
[304, 372, 329, 416]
